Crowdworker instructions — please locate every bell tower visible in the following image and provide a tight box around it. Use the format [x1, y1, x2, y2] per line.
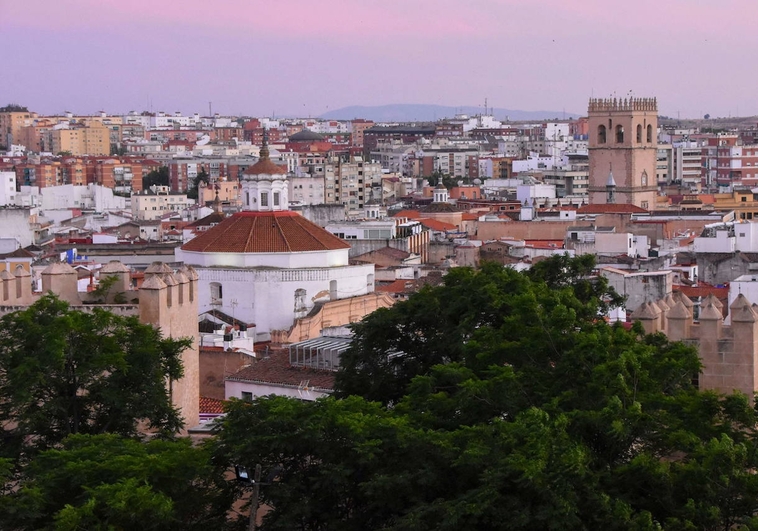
[588, 97, 658, 210]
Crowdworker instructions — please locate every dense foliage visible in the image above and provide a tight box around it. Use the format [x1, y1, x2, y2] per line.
[215, 258, 758, 530]
[142, 165, 170, 189]
[0, 434, 232, 530]
[0, 294, 189, 460]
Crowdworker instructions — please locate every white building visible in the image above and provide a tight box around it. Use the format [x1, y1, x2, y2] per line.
[0, 171, 16, 206]
[176, 142, 375, 341]
[132, 186, 193, 221]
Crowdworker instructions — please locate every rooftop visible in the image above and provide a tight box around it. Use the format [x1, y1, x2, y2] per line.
[181, 211, 350, 253]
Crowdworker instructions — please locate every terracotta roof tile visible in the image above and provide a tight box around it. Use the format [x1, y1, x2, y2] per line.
[199, 396, 226, 414]
[393, 209, 421, 219]
[227, 350, 335, 391]
[181, 211, 350, 253]
[418, 218, 457, 231]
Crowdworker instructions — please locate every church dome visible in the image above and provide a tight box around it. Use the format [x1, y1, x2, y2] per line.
[243, 157, 286, 176]
[288, 130, 325, 142]
[289, 129, 324, 142]
[180, 211, 350, 254]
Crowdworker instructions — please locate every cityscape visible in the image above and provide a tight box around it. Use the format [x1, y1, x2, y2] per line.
[4, 0, 758, 529]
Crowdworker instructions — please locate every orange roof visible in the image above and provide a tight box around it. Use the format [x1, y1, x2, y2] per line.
[577, 204, 648, 214]
[199, 396, 226, 414]
[462, 213, 479, 221]
[418, 218, 457, 231]
[181, 211, 350, 253]
[393, 209, 421, 219]
[243, 158, 287, 175]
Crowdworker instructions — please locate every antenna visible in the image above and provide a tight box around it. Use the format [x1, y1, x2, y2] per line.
[209, 101, 212, 116]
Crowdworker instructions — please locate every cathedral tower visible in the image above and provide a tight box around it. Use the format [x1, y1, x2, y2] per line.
[588, 97, 658, 209]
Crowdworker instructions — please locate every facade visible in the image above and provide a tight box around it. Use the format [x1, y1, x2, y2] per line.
[132, 186, 193, 221]
[588, 98, 658, 209]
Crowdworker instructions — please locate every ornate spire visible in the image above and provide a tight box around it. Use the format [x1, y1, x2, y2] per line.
[259, 127, 270, 161]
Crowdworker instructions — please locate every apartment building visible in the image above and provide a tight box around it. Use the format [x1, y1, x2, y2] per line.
[131, 185, 192, 221]
[0, 108, 36, 148]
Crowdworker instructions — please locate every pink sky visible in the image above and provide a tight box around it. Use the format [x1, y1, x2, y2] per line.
[3, 0, 757, 118]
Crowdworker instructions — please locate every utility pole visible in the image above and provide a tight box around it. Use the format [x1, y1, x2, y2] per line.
[248, 464, 262, 531]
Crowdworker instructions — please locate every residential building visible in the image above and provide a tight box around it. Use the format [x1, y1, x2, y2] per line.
[132, 186, 193, 221]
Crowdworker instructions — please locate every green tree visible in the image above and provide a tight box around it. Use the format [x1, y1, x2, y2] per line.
[0, 434, 233, 531]
[143, 166, 170, 189]
[0, 294, 189, 460]
[215, 258, 758, 530]
[187, 168, 209, 200]
[0, 104, 29, 112]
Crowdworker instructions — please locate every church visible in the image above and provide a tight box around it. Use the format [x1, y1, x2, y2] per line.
[176, 140, 377, 341]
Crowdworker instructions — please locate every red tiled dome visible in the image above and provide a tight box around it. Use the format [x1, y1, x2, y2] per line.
[181, 211, 350, 253]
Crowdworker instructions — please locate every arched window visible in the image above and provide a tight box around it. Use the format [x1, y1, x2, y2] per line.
[597, 125, 607, 144]
[636, 124, 642, 143]
[616, 125, 624, 143]
[647, 124, 653, 143]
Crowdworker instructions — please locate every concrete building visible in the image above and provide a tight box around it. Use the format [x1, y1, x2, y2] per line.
[588, 98, 658, 209]
[132, 186, 193, 221]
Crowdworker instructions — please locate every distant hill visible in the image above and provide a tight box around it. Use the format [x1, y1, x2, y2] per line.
[318, 104, 579, 122]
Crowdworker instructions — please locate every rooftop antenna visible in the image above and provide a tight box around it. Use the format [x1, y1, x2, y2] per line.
[209, 101, 212, 116]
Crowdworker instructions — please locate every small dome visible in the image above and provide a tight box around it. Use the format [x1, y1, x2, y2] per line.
[288, 130, 325, 142]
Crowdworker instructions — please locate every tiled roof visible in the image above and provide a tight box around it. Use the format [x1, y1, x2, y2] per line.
[181, 211, 350, 253]
[227, 350, 335, 391]
[243, 159, 287, 175]
[418, 218, 457, 231]
[186, 212, 225, 228]
[199, 396, 226, 414]
[393, 209, 421, 219]
[577, 204, 648, 214]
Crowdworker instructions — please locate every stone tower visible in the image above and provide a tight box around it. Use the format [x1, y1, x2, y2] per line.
[588, 97, 658, 209]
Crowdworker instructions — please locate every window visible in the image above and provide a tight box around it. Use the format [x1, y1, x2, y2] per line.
[260, 192, 268, 207]
[616, 125, 624, 143]
[647, 124, 653, 143]
[273, 192, 280, 206]
[210, 282, 223, 302]
[597, 125, 606, 144]
[641, 201, 649, 210]
[636, 124, 642, 143]
[241, 391, 253, 402]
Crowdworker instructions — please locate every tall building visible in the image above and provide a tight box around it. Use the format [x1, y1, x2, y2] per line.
[588, 98, 658, 209]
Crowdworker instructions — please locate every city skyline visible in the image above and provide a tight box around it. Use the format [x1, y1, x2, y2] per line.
[3, 0, 758, 119]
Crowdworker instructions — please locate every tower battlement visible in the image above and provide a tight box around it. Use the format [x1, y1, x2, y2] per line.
[588, 97, 657, 113]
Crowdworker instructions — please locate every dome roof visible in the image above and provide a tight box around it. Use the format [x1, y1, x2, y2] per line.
[288, 130, 325, 142]
[243, 158, 287, 176]
[243, 139, 287, 176]
[181, 211, 350, 253]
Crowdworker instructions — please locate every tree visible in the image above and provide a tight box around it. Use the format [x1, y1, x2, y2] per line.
[0, 434, 233, 531]
[187, 168, 210, 200]
[215, 258, 758, 530]
[0, 104, 29, 113]
[143, 166, 170, 189]
[0, 294, 190, 460]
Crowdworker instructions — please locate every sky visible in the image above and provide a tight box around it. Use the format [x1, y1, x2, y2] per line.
[2, 0, 757, 119]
